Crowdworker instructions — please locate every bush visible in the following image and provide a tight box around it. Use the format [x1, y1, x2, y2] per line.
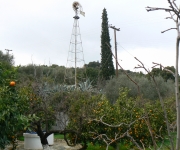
[104, 74, 174, 103]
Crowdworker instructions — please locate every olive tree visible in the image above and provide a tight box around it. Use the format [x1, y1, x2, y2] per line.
[104, 74, 174, 103]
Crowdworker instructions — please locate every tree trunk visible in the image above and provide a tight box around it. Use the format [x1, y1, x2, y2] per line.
[144, 112, 157, 150]
[176, 36, 180, 150]
[78, 140, 88, 150]
[150, 75, 174, 150]
[115, 143, 119, 150]
[42, 144, 51, 150]
[35, 122, 51, 149]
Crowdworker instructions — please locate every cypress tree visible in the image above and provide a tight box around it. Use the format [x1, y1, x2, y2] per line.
[100, 8, 115, 80]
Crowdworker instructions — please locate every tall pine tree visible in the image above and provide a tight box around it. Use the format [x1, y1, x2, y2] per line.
[100, 8, 115, 80]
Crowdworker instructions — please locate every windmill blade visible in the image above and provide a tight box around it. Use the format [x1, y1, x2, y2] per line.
[80, 10, 85, 17]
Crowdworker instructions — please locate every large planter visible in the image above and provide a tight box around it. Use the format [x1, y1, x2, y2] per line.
[23, 133, 54, 149]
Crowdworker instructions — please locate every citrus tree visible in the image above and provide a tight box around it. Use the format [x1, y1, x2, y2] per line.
[65, 88, 175, 149]
[0, 53, 34, 149]
[0, 82, 34, 150]
[64, 91, 108, 148]
[96, 89, 175, 149]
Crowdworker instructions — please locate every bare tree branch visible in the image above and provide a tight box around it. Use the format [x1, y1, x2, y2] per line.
[169, 11, 177, 22]
[152, 64, 160, 68]
[152, 62, 175, 76]
[126, 132, 143, 150]
[135, 57, 174, 150]
[91, 114, 149, 149]
[172, 0, 179, 10]
[168, 0, 179, 14]
[146, 0, 180, 20]
[161, 28, 177, 33]
[140, 140, 146, 150]
[146, 2, 180, 148]
[146, 6, 173, 12]
[93, 115, 146, 128]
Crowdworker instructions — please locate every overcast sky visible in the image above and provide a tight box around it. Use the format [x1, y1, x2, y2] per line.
[0, 0, 178, 72]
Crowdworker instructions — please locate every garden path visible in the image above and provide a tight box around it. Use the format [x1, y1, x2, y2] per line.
[5, 139, 82, 150]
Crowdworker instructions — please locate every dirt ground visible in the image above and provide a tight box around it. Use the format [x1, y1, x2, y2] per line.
[4, 139, 82, 150]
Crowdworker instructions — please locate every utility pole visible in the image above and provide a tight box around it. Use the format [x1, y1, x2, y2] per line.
[5, 49, 12, 55]
[5, 49, 13, 62]
[109, 25, 120, 78]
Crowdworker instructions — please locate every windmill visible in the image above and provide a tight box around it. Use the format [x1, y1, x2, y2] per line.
[64, 1, 86, 88]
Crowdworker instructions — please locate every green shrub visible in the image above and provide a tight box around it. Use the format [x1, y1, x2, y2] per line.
[104, 74, 174, 103]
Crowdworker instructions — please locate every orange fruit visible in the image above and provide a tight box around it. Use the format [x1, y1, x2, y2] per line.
[10, 81, 15, 86]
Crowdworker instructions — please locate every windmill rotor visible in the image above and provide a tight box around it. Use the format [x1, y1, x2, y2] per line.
[72, 1, 80, 11]
[72, 1, 85, 17]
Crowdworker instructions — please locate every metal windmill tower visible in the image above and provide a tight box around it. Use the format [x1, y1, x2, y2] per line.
[64, 1, 86, 88]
